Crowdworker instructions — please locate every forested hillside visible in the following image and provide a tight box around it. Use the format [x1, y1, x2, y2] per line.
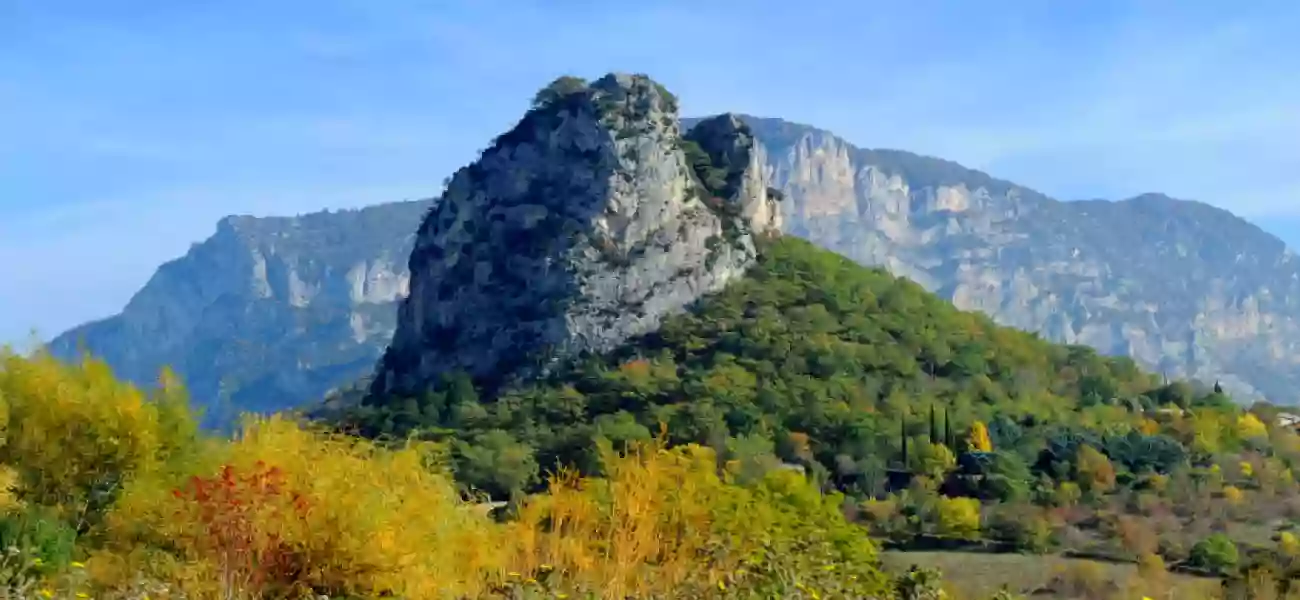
[336, 236, 1300, 598]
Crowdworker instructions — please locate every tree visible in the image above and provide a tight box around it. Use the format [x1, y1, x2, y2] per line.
[1075, 445, 1117, 495]
[1279, 531, 1300, 559]
[531, 75, 587, 108]
[900, 418, 910, 467]
[777, 431, 814, 464]
[929, 405, 940, 444]
[968, 421, 993, 452]
[981, 451, 1031, 502]
[986, 503, 1052, 553]
[453, 429, 540, 501]
[911, 442, 956, 482]
[1238, 412, 1269, 441]
[943, 408, 953, 450]
[1190, 533, 1239, 573]
[1157, 381, 1196, 409]
[933, 496, 981, 540]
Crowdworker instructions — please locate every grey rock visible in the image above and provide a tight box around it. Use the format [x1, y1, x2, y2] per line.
[370, 74, 778, 397]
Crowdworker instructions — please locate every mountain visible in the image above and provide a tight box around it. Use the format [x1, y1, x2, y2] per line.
[48, 199, 431, 425]
[48, 107, 1300, 420]
[715, 116, 1300, 403]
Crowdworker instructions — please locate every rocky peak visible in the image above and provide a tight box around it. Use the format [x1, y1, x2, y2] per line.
[370, 74, 778, 398]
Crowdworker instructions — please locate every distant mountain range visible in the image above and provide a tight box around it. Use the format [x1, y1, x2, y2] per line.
[49, 114, 1300, 422]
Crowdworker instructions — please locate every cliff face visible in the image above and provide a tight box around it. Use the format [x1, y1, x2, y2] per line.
[370, 74, 780, 397]
[716, 116, 1300, 402]
[47, 200, 431, 424]
[50, 109, 1300, 422]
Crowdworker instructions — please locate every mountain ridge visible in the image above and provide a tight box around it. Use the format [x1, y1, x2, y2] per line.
[46, 113, 1300, 420]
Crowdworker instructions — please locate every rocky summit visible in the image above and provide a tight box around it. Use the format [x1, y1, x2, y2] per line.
[369, 74, 781, 398]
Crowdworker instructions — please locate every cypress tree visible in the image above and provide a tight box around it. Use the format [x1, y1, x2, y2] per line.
[943, 407, 953, 450]
[929, 405, 939, 444]
[901, 417, 909, 468]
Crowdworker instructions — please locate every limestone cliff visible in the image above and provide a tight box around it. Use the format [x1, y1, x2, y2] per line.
[47, 200, 431, 425]
[700, 116, 1300, 402]
[370, 74, 779, 398]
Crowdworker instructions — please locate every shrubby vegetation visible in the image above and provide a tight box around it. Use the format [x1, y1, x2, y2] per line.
[12, 226, 1300, 597]
[0, 349, 924, 599]
[340, 236, 1300, 597]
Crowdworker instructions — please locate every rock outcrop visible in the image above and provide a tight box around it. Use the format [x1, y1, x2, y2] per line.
[47, 200, 431, 425]
[370, 74, 779, 398]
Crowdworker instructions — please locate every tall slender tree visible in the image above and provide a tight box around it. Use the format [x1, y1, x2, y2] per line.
[901, 417, 909, 468]
[943, 407, 953, 450]
[930, 405, 939, 444]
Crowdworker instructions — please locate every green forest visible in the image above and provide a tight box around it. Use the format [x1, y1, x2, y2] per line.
[337, 236, 1300, 598]
[7, 233, 1300, 598]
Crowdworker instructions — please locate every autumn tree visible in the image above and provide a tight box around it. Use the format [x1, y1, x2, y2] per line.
[967, 421, 993, 452]
[911, 442, 956, 482]
[932, 496, 981, 540]
[1238, 412, 1269, 441]
[1074, 445, 1116, 496]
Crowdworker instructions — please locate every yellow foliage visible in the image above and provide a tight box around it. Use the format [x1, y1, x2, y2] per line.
[911, 442, 957, 481]
[0, 351, 199, 516]
[1222, 485, 1245, 505]
[3, 352, 893, 599]
[0, 463, 20, 512]
[98, 415, 503, 599]
[1138, 418, 1161, 435]
[967, 420, 993, 452]
[932, 496, 981, 540]
[1190, 410, 1225, 454]
[1279, 531, 1300, 556]
[1238, 412, 1269, 440]
[1055, 481, 1082, 506]
[1075, 445, 1116, 494]
[1241, 461, 1255, 479]
[506, 441, 888, 599]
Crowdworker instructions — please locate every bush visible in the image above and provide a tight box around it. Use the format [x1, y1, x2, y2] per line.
[1, 349, 897, 598]
[932, 496, 981, 540]
[1190, 533, 1240, 573]
[506, 441, 890, 598]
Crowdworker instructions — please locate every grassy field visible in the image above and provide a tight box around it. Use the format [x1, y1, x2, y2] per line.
[881, 550, 1222, 599]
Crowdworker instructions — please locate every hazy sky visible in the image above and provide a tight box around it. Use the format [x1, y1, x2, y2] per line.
[3, 1, 1299, 344]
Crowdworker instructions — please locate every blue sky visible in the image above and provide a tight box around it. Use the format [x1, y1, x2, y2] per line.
[3, 1, 1299, 345]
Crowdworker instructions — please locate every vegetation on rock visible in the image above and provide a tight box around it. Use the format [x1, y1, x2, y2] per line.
[340, 236, 1300, 597]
